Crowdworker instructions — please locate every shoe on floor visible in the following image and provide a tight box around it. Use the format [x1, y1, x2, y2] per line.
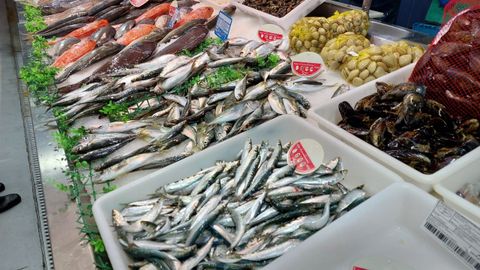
[0, 194, 21, 213]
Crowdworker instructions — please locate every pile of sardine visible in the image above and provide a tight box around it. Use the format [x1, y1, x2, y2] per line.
[62, 37, 330, 183]
[112, 139, 367, 270]
[338, 82, 480, 174]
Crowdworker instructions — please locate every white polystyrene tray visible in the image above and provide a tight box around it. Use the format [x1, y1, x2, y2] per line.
[232, 0, 325, 31]
[434, 173, 480, 225]
[93, 115, 403, 270]
[264, 182, 470, 270]
[201, 0, 233, 8]
[309, 64, 480, 191]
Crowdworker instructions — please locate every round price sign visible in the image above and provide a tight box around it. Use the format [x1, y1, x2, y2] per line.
[287, 139, 324, 175]
[258, 24, 284, 42]
[291, 52, 324, 78]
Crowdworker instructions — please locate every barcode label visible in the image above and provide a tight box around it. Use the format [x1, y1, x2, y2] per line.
[425, 222, 480, 270]
[423, 202, 480, 270]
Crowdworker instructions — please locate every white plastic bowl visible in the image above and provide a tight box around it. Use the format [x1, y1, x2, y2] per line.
[232, 0, 325, 31]
[93, 115, 403, 270]
[309, 65, 480, 191]
[264, 182, 470, 270]
[434, 171, 480, 225]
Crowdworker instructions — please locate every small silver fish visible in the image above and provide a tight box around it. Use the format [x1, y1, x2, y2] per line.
[331, 84, 351, 98]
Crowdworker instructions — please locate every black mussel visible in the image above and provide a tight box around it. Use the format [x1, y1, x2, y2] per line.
[386, 149, 432, 172]
[435, 155, 460, 171]
[355, 94, 378, 112]
[398, 129, 430, 145]
[339, 102, 367, 128]
[338, 101, 356, 121]
[380, 82, 425, 101]
[425, 99, 454, 123]
[91, 25, 116, 46]
[416, 126, 436, 138]
[371, 100, 399, 111]
[369, 102, 401, 119]
[461, 135, 480, 152]
[369, 118, 388, 148]
[404, 93, 425, 110]
[388, 137, 431, 154]
[338, 81, 480, 174]
[396, 93, 425, 127]
[458, 119, 479, 134]
[376, 82, 393, 96]
[385, 120, 396, 135]
[339, 122, 369, 140]
[435, 147, 465, 160]
[408, 112, 433, 128]
[429, 117, 452, 132]
[397, 130, 418, 140]
[432, 135, 459, 149]
[412, 143, 432, 154]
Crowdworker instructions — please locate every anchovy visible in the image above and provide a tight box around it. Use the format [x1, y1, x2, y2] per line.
[112, 139, 368, 269]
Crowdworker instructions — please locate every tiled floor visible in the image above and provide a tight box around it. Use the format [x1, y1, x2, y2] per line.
[1, 0, 94, 269]
[0, 0, 44, 267]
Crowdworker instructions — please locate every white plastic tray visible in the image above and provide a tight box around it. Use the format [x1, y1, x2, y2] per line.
[201, 0, 232, 8]
[232, 0, 325, 31]
[264, 182, 470, 270]
[434, 173, 480, 225]
[93, 115, 403, 270]
[309, 65, 480, 191]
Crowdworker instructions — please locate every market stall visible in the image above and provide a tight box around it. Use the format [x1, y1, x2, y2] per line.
[8, 0, 480, 269]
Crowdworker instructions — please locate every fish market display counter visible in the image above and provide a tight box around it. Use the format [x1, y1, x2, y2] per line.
[12, 0, 480, 269]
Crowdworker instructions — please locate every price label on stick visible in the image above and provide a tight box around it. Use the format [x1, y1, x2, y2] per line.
[130, 0, 149, 7]
[214, 11, 233, 41]
[291, 52, 324, 78]
[258, 24, 284, 42]
[287, 139, 324, 175]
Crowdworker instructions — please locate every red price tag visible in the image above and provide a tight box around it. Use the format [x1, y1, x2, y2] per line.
[258, 30, 283, 42]
[287, 139, 324, 174]
[257, 24, 284, 43]
[292, 61, 322, 77]
[130, 0, 149, 7]
[288, 142, 315, 174]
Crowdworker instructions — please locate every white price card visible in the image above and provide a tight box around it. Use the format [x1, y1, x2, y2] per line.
[423, 201, 480, 270]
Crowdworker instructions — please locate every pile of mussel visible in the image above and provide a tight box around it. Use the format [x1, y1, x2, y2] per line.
[338, 82, 480, 174]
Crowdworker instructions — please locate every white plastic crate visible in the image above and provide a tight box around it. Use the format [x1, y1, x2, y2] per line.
[201, 0, 233, 8]
[93, 115, 403, 270]
[434, 171, 480, 225]
[232, 0, 325, 31]
[309, 65, 480, 191]
[264, 182, 471, 270]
